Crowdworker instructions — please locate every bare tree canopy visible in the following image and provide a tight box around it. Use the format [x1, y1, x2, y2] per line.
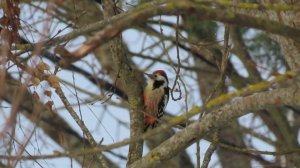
[1, 0, 300, 167]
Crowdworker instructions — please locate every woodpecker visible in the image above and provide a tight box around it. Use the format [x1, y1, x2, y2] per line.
[143, 70, 169, 131]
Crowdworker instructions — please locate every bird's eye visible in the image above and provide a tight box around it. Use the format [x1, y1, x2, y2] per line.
[154, 75, 157, 78]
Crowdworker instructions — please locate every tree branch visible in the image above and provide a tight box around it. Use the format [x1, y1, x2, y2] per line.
[101, 0, 144, 165]
[68, 0, 300, 59]
[4, 75, 117, 168]
[129, 85, 300, 167]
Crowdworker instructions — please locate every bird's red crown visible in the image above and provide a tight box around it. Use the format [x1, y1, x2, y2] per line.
[152, 70, 167, 76]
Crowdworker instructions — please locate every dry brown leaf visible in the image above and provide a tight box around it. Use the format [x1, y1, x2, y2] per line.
[47, 75, 60, 89]
[31, 77, 41, 86]
[37, 62, 50, 72]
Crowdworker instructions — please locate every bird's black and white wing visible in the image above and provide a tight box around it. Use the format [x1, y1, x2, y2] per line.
[157, 87, 169, 119]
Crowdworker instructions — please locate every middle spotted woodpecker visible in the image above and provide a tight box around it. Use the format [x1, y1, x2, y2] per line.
[143, 70, 169, 131]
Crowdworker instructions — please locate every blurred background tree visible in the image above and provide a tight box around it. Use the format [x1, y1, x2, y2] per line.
[1, 0, 300, 167]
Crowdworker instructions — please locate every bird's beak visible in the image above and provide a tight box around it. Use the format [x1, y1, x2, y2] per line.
[144, 72, 154, 79]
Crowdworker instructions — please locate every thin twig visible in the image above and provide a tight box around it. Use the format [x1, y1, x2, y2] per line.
[196, 141, 201, 168]
[201, 144, 216, 168]
[55, 88, 109, 168]
[201, 133, 218, 168]
[170, 15, 183, 101]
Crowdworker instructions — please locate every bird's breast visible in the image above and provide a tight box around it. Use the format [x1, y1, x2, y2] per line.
[144, 87, 164, 114]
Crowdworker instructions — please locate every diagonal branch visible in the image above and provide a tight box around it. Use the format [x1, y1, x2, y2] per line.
[68, 0, 300, 59]
[16, 0, 300, 63]
[4, 78, 300, 166]
[4, 75, 117, 168]
[128, 85, 300, 167]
